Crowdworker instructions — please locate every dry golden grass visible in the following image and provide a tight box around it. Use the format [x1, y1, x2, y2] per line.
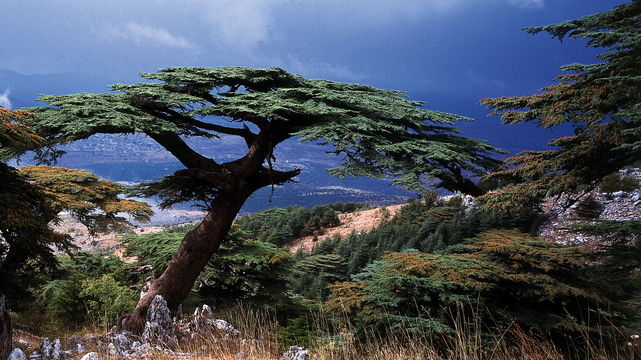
[13, 304, 641, 360]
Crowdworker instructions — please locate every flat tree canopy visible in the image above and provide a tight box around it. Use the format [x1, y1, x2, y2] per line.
[26, 67, 501, 331]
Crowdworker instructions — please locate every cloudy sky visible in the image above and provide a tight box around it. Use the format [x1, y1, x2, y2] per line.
[0, 0, 625, 151]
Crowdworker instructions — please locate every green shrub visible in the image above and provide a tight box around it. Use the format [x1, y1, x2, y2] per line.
[125, 227, 293, 310]
[40, 274, 136, 329]
[40, 277, 87, 326]
[80, 275, 137, 328]
[600, 172, 640, 193]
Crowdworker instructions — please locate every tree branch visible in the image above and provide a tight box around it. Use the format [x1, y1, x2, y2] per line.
[147, 132, 218, 170]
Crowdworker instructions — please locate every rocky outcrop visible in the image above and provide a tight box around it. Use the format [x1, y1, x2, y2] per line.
[1, 294, 11, 360]
[184, 304, 239, 339]
[13, 296, 302, 359]
[539, 168, 641, 247]
[141, 295, 176, 348]
[30, 338, 63, 360]
[79, 353, 98, 360]
[7, 348, 25, 360]
[280, 346, 308, 360]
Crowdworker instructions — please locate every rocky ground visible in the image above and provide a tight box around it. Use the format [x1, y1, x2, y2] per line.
[538, 168, 641, 247]
[6, 295, 307, 360]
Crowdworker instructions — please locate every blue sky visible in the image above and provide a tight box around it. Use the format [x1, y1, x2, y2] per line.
[0, 0, 626, 151]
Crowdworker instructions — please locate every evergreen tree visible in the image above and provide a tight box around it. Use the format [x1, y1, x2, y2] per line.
[327, 230, 629, 340]
[480, 1, 641, 211]
[25, 67, 501, 331]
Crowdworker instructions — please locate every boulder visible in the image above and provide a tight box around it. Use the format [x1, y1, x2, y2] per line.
[7, 348, 26, 360]
[190, 304, 239, 337]
[141, 295, 175, 348]
[37, 339, 62, 360]
[79, 353, 98, 360]
[280, 346, 308, 360]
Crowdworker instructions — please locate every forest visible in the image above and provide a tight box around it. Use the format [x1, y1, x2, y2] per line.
[1, 1, 640, 359]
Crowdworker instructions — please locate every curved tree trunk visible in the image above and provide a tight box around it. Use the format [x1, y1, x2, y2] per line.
[0, 294, 11, 360]
[119, 187, 252, 334]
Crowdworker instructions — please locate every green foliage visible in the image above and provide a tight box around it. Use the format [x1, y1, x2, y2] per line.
[80, 275, 137, 328]
[302, 195, 540, 277]
[28, 66, 502, 207]
[238, 203, 356, 246]
[19, 166, 153, 234]
[0, 162, 72, 308]
[125, 226, 294, 309]
[327, 230, 628, 339]
[40, 275, 136, 328]
[0, 108, 43, 160]
[292, 254, 348, 300]
[599, 172, 640, 194]
[277, 316, 313, 350]
[480, 1, 641, 210]
[37, 253, 136, 328]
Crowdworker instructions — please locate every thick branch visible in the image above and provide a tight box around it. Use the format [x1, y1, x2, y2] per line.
[147, 132, 217, 170]
[250, 167, 302, 189]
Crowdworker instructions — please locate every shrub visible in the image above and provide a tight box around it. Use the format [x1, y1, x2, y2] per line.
[80, 275, 137, 328]
[600, 172, 640, 194]
[40, 274, 136, 329]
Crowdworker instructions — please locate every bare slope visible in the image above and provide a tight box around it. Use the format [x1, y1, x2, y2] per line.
[288, 204, 405, 253]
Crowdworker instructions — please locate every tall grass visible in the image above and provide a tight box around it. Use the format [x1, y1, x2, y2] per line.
[162, 304, 639, 360]
[13, 303, 640, 359]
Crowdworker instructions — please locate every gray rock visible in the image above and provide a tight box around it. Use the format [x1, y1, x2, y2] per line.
[38, 339, 62, 360]
[142, 295, 176, 348]
[8, 348, 27, 360]
[79, 353, 99, 360]
[140, 278, 152, 299]
[280, 346, 308, 360]
[107, 343, 118, 357]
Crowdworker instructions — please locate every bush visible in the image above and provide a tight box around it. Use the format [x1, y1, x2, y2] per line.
[600, 172, 640, 193]
[80, 275, 137, 328]
[40, 274, 136, 329]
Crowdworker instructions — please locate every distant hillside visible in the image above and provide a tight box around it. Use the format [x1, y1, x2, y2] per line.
[288, 204, 405, 252]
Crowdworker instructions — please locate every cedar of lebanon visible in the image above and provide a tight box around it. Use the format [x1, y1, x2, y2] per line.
[28, 67, 501, 332]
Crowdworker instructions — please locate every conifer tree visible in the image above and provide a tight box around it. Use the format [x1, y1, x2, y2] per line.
[480, 1, 641, 210]
[26, 67, 501, 331]
[1, 108, 153, 355]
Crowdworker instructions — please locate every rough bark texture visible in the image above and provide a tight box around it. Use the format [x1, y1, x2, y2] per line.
[0, 294, 11, 360]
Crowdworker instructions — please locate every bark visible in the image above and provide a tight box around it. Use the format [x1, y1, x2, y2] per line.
[118, 185, 252, 334]
[0, 294, 11, 360]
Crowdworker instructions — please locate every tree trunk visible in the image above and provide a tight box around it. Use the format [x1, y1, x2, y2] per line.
[0, 294, 11, 360]
[118, 187, 251, 334]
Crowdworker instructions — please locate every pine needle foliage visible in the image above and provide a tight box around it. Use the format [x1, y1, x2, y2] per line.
[124, 226, 293, 309]
[27, 67, 502, 204]
[327, 230, 627, 339]
[480, 1, 641, 211]
[18, 166, 153, 234]
[0, 108, 152, 307]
